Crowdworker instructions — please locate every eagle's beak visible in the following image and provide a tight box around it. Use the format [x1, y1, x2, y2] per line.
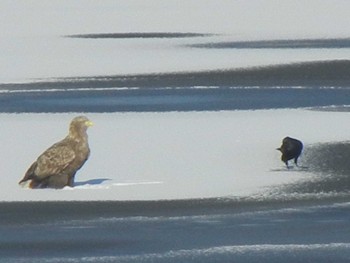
[86, 120, 94, 127]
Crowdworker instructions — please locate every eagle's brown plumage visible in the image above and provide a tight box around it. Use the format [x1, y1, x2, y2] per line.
[19, 116, 93, 189]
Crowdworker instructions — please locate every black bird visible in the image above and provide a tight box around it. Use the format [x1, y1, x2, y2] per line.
[277, 136, 303, 168]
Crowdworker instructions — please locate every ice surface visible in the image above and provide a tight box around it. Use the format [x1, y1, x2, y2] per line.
[1, 1, 350, 201]
[1, 0, 350, 82]
[1, 109, 349, 201]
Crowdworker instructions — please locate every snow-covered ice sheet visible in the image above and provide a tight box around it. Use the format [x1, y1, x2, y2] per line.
[1, 109, 349, 201]
[1, 0, 350, 82]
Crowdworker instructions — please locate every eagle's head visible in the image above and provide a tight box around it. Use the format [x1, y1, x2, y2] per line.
[69, 116, 93, 139]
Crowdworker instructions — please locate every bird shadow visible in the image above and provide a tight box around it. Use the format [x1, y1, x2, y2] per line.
[74, 178, 111, 187]
[270, 166, 309, 172]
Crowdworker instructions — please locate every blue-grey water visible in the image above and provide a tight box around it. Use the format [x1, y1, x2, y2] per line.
[2, 52, 350, 261]
[1, 60, 350, 113]
[1, 198, 350, 263]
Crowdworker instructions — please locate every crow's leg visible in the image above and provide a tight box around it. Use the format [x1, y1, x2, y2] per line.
[285, 161, 290, 169]
[294, 157, 299, 167]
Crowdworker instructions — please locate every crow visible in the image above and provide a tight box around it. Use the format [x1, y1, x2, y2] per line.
[277, 136, 303, 168]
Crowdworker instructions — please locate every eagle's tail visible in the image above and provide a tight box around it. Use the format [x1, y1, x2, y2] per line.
[18, 162, 37, 187]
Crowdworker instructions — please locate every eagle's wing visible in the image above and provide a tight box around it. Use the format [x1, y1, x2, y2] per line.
[34, 142, 76, 179]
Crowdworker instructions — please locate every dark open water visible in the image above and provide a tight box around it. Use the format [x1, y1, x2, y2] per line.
[1, 198, 350, 263]
[1, 60, 350, 113]
[1, 59, 350, 262]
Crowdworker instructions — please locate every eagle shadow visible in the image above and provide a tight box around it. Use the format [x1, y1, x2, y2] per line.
[74, 178, 111, 187]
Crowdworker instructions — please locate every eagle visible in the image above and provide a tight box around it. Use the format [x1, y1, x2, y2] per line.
[19, 116, 93, 189]
[277, 136, 303, 168]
